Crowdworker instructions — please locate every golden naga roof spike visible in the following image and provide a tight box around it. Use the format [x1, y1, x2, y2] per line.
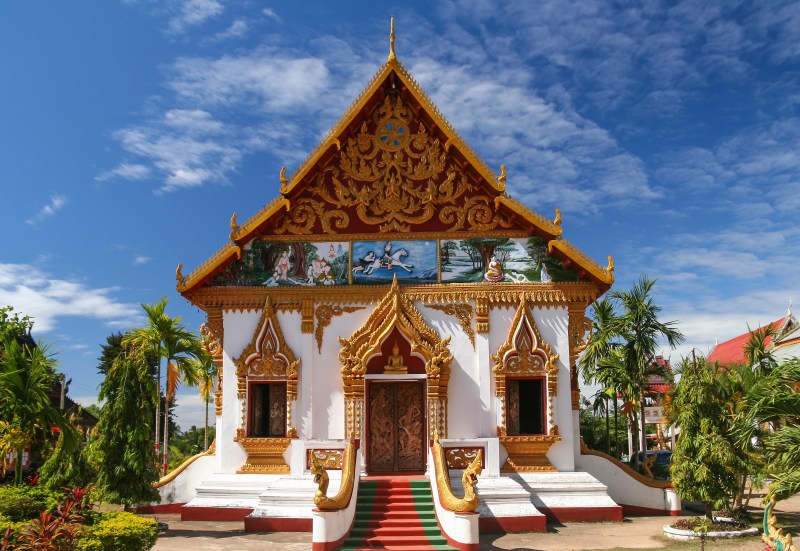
[388, 16, 396, 62]
[175, 263, 186, 288]
[553, 208, 562, 227]
[497, 164, 507, 191]
[605, 255, 615, 275]
[229, 213, 240, 241]
[279, 165, 289, 195]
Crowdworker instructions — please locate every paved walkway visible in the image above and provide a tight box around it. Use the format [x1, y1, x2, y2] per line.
[149, 491, 800, 551]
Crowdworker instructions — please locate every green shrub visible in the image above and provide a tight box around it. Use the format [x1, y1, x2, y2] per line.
[0, 486, 61, 521]
[75, 512, 157, 551]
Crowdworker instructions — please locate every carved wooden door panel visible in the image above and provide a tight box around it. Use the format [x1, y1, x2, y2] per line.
[368, 382, 425, 472]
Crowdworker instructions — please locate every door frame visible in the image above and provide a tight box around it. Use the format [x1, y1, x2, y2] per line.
[365, 375, 428, 473]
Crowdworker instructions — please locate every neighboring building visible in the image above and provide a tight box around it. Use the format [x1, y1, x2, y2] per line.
[707, 307, 799, 366]
[156, 31, 679, 537]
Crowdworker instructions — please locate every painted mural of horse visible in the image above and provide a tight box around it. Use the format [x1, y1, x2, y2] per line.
[354, 249, 414, 275]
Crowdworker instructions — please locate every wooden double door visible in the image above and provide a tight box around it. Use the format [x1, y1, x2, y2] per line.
[367, 381, 426, 472]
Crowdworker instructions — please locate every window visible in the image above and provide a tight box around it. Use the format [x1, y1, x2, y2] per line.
[506, 378, 545, 435]
[248, 382, 287, 437]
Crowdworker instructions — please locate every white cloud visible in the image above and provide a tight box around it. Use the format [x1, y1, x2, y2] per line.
[169, 0, 223, 33]
[0, 263, 142, 333]
[26, 195, 68, 225]
[133, 255, 152, 265]
[172, 391, 217, 430]
[214, 19, 247, 40]
[262, 8, 281, 23]
[96, 163, 151, 182]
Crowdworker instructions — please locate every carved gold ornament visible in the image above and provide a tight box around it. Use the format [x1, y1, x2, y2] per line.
[427, 303, 475, 349]
[272, 94, 514, 236]
[312, 440, 358, 511]
[200, 308, 223, 416]
[338, 277, 453, 439]
[315, 304, 365, 352]
[307, 449, 344, 470]
[492, 299, 559, 435]
[445, 447, 484, 470]
[499, 435, 561, 472]
[431, 435, 481, 513]
[763, 494, 798, 551]
[236, 437, 291, 474]
[234, 297, 300, 443]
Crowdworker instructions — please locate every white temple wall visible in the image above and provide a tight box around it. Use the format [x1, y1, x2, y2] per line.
[315, 309, 372, 439]
[219, 309, 261, 473]
[421, 304, 484, 439]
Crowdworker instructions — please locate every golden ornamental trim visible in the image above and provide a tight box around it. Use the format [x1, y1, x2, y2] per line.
[178, 242, 240, 292]
[445, 447, 484, 470]
[500, 435, 561, 472]
[315, 305, 365, 352]
[494, 195, 563, 237]
[492, 300, 560, 435]
[426, 303, 475, 349]
[307, 448, 344, 470]
[312, 440, 358, 511]
[154, 439, 215, 488]
[548, 238, 614, 285]
[338, 277, 453, 439]
[763, 494, 798, 551]
[431, 435, 481, 512]
[183, 282, 603, 312]
[236, 437, 291, 474]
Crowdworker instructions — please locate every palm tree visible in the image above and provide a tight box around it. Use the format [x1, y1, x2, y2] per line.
[744, 324, 778, 376]
[0, 338, 78, 484]
[190, 352, 217, 450]
[587, 275, 683, 465]
[124, 297, 202, 475]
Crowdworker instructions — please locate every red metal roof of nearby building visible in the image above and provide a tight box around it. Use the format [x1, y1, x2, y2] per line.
[706, 318, 784, 366]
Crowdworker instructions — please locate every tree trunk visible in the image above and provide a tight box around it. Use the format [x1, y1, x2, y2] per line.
[605, 396, 611, 455]
[614, 398, 619, 459]
[155, 359, 161, 461]
[630, 408, 640, 471]
[291, 243, 307, 278]
[14, 447, 23, 485]
[162, 400, 170, 475]
[204, 394, 209, 450]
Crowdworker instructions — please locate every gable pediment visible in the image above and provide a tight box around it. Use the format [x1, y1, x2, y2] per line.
[177, 57, 613, 296]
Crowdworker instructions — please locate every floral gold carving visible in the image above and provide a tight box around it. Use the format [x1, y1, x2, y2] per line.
[201, 308, 224, 417]
[568, 305, 591, 411]
[476, 297, 489, 333]
[427, 303, 475, 348]
[234, 297, 300, 446]
[445, 447, 485, 469]
[307, 449, 344, 470]
[301, 298, 314, 334]
[499, 435, 561, 472]
[272, 94, 515, 236]
[339, 277, 452, 439]
[492, 300, 559, 437]
[315, 305, 365, 352]
[236, 437, 291, 474]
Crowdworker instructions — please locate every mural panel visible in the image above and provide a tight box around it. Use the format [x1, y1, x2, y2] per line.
[440, 237, 577, 283]
[212, 240, 349, 286]
[352, 240, 437, 285]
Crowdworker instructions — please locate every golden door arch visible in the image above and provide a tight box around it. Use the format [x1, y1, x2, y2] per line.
[339, 278, 453, 471]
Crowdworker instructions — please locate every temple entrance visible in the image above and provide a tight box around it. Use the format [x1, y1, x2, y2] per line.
[367, 381, 426, 472]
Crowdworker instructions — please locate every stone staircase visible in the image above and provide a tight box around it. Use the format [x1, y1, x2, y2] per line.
[337, 477, 458, 551]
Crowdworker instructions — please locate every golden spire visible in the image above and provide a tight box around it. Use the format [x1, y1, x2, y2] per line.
[388, 16, 396, 62]
[229, 213, 240, 241]
[279, 165, 289, 195]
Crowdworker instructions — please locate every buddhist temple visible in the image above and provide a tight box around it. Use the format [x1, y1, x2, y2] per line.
[154, 22, 679, 549]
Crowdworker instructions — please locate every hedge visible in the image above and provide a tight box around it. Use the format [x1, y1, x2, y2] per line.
[75, 512, 158, 551]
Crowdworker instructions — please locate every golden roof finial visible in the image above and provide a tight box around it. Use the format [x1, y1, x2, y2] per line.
[553, 208, 562, 227]
[229, 213, 240, 241]
[176, 263, 186, 288]
[605, 255, 615, 275]
[279, 165, 289, 195]
[388, 16, 396, 62]
[497, 164, 507, 191]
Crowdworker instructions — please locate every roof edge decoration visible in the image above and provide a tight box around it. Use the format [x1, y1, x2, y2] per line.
[177, 21, 614, 296]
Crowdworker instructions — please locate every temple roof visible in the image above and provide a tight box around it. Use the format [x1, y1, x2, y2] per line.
[706, 317, 785, 366]
[176, 44, 614, 298]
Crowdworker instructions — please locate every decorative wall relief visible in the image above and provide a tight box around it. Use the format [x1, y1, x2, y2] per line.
[352, 240, 437, 284]
[440, 237, 577, 283]
[213, 240, 349, 287]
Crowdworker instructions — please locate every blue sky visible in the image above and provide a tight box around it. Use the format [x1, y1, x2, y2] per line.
[2, 1, 799, 428]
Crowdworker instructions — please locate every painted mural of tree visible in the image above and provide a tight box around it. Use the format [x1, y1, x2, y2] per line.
[462, 238, 511, 272]
[441, 241, 458, 264]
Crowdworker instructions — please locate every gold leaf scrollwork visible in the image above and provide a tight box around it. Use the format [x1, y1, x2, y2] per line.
[272, 94, 515, 235]
[315, 305, 365, 352]
[427, 303, 475, 349]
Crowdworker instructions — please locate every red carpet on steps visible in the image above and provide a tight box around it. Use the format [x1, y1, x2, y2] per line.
[336, 476, 459, 551]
